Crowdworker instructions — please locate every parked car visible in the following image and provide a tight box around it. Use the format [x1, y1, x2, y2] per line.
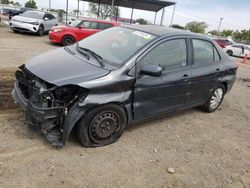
[213, 38, 234, 48]
[10, 10, 57, 36]
[224, 44, 250, 57]
[49, 18, 120, 46]
[12, 25, 237, 147]
[8, 7, 32, 20]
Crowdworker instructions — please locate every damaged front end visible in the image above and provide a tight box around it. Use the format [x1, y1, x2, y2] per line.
[12, 65, 88, 147]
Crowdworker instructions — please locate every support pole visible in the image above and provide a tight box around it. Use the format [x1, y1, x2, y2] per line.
[49, 0, 51, 12]
[160, 8, 165, 26]
[169, 4, 176, 27]
[130, 0, 134, 24]
[154, 11, 157, 25]
[111, 0, 114, 17]
[77, 0, 80, 19]
[97, 0, 100, 19]
[66, 0, 68, 25]
[115, 7, 118, 22]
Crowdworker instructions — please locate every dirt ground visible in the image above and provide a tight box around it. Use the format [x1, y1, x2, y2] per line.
[0, 24, 250, 188]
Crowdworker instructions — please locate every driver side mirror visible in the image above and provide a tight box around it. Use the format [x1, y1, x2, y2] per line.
[141, 64, 163, 77]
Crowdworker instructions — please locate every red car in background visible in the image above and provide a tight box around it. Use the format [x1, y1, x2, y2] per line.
[49, 18, 120, 46]
[213, 39, 234, 48]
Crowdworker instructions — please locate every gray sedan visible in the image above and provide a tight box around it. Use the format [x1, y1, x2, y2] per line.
[10, 10, 57, 36]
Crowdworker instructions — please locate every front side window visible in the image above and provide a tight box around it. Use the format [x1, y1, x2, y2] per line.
[193, 39, 220, 65]
[80, 21, 98, 29]
[141, 39, 187, 69]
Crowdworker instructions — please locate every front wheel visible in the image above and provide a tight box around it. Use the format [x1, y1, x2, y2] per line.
[37, 25, 44, 36]
[62, 35, 75, 46]
[201, 85, 225, 113]
[77, 104, 127, 147]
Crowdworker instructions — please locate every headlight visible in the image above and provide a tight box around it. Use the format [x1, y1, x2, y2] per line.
[53, 28, 63, 32]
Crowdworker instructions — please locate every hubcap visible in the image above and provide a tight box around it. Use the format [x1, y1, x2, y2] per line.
[65, 38, 73, 45]
[210, 88, 223, 109]
[89, 112, 120, 142]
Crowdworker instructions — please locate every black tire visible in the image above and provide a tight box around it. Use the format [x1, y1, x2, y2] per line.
[77, 104, 127, 147]
[226, 50, 233, 56]
[37, 25, 44, 36]
[201, 84, 225, 113]
[62, 35, 75, 46]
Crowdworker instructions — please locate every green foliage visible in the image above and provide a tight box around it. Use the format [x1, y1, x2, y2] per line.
[208, 30, 220, 36]
[72, 9, 81, 15]
[171, 24, 184, 30]
[58, 9, 66, 22]
[136, 18, 149, 25]
[2, 0, 9, 4]
[24, 0, 37, 9]
[220, 30, 234, 37]
[185, 21, 208, 33]
[88, 2, 120, 19]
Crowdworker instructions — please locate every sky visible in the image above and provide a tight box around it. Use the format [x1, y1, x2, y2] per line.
[12, 0, 250, 31]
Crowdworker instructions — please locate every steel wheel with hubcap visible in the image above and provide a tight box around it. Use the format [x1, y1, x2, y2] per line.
[77, 104, 127, 147]
[201, 85, 225, 112]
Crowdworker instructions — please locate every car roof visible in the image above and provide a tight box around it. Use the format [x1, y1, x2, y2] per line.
[122, 24, 199, 37]
[79, 17, 119, 25]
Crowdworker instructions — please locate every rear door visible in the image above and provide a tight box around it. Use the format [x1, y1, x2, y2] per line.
[186, 38, 224, 107]
[133, 37, 191, 120]
[77, 21, 99, 40]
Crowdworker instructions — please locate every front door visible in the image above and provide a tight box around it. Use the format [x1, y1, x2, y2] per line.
[133, 38, 191, 121]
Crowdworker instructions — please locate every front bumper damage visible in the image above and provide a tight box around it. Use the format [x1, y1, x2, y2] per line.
[11, 66, 88, 147]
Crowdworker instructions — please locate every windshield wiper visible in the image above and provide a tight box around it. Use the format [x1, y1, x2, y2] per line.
[76, 43, 90, 60]
[76, 44, 104, 67]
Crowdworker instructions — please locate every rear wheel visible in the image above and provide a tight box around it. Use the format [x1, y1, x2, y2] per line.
[201, 85, 225, 113]
[62, 35, 75, 46]
[226, 50, 233, 56]
[37, 25, 44, 36]
[77, 104, 127, 147]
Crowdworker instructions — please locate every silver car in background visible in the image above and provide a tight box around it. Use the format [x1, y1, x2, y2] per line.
[10, 10, 57, 36]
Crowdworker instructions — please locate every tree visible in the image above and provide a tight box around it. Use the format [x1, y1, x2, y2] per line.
[58, 9, 66, 23]
[220, 30, 233, 37]
[13, 2, 21, 6]
[72, 9, 81, 15]
[25, 0, 37, 9]
[171, 24, 184, 30]
[88, 3, 120, 19]
[136, 18, 149, 25]
[2, 0, 9, 4]
[208, 30, 220, 36]
[185, 21, 208, 33]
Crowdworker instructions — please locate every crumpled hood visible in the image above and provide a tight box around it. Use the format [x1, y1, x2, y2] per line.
[12, 15, 40, 23]
[25, 48, 110, 86]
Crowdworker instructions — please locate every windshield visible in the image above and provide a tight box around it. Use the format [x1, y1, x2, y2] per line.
[21, 11, 44, 19]
[69, 20, 82, 27]
[77, 27, 157, 66]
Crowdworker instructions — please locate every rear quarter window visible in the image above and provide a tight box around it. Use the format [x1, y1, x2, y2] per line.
[98, 23, 113, 30]
[193, 39, 221, 65]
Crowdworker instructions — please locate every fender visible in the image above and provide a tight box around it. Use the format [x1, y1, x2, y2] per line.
[61, 102, 88, 144]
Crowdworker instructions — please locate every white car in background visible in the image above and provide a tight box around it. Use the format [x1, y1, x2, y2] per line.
[224, 44, 250, 58]
[10, 10, 57, 36]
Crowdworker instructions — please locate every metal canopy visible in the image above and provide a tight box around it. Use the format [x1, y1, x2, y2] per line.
[80, 0, 175, 12]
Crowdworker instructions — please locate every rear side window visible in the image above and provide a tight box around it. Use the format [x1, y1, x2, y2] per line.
[193, 39, 221, 65]
[98, 23, 113, 30]
[141, 39, 187, 70]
